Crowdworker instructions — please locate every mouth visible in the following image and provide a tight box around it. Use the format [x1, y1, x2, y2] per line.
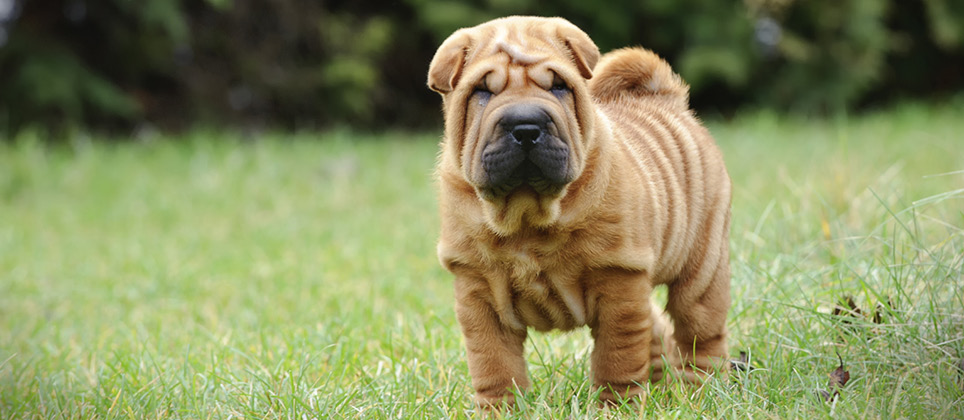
[479, 106, 571, 199]
[481, 154, 567, 198]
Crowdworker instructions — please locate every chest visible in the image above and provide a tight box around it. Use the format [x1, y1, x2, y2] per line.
[481, 242, 591, 332]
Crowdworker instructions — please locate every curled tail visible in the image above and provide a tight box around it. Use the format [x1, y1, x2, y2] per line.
[588, 48, 689, 106]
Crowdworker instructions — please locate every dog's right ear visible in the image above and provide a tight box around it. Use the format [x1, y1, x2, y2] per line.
[428, 31, 472, 94]
[556, 23, 599, 80]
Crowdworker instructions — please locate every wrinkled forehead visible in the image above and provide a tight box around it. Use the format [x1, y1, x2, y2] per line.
[482, 22, 556, 66]
[460, 21, 572, 88]
[470, 21, 561, 66]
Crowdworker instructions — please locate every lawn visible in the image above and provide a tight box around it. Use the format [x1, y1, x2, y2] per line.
[1, 104, 962, 419]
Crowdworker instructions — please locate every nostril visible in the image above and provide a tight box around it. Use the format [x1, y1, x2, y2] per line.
[511, 124, 542, 150]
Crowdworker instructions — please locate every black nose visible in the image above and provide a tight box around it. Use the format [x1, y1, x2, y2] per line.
[511, 124, 542, 150]
[500, 104, 551, 151]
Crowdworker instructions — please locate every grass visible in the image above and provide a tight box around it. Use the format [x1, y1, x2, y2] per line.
[1, 103, 963, 419]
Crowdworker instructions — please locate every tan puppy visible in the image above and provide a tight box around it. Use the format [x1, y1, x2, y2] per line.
[427, 16, 731, 406]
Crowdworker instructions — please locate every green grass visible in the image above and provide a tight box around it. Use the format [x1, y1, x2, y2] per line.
[2, 104, 963, 419]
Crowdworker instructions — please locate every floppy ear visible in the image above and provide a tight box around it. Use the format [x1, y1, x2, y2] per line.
[427, 31, 472, 94]
[557, 25, 599, 79]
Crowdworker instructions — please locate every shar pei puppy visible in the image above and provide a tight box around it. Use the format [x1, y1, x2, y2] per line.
[427, 16, 731, 406]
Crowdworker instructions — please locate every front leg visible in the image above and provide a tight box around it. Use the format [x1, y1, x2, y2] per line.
[589, 269, 655, 403]
[454, 276, 529, 407]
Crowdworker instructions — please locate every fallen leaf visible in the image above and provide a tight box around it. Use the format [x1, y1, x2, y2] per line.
[831, 295, 862, 337]
[828, 352, 851, 389]
[872, 296, 893, 324]
[821, 351, 851, 402]
[832, 295, 894, 338]
[730, 351, 755, 372]
[832, 295, 861, 319]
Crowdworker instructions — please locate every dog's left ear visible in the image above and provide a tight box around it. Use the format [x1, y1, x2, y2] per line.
[428, 31, 472, 94]
[557, 24, 599, 79]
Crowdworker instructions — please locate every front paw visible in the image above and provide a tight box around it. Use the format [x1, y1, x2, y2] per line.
[474, 390, 518, 411]
[676, 353, 729, 384]
[596, 382, 646, 405]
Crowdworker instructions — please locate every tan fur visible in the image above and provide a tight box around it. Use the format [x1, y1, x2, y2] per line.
[428, 16, 731, 407]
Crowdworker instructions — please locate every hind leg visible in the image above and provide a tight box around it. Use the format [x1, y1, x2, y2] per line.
[666, 236, 731, 382]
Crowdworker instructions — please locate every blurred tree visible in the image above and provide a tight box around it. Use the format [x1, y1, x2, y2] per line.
[752, 0, 892, 113]
[0, 0, 961, 137]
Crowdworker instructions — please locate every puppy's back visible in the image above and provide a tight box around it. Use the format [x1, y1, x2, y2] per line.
[589, 47, 729, 283]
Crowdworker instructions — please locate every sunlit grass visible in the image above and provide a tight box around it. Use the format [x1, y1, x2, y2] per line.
[1, 104, 962, 418]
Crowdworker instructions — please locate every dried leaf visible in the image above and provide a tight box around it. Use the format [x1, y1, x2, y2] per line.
[831, 295, 862, 338]
[832, 295, 894, 338]
[828, 352, 851, 389]
[821, 351, 851, 402]
[730, 350, 755, 372]
[832, 295, 861, 319]
[872, 296, 894, 324]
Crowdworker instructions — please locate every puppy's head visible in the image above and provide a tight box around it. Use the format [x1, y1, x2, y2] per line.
[428, 16, 600, 233]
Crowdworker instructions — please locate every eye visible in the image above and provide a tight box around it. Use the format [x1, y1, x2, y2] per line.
[472, 85, 492, 104]
[549, 76, 570, 97]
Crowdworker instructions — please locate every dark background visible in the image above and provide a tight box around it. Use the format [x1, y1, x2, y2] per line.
[1, 0, 962, 136]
